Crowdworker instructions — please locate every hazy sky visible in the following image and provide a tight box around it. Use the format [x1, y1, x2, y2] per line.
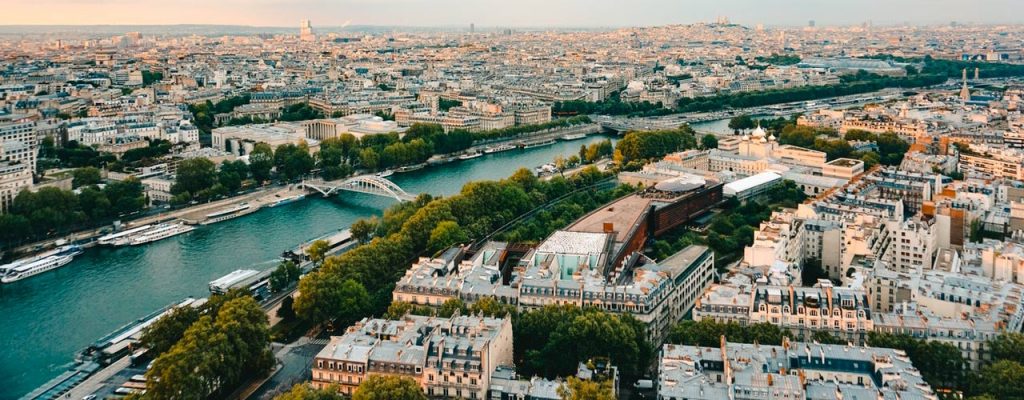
[2, 0, 1022, 27]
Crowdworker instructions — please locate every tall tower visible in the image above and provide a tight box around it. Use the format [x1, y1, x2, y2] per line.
[960, 68, 971, 103]
[470, 23, 475, 34]
[300, 19, 315, 42]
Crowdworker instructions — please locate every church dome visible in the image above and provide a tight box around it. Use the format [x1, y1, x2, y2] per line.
[751, 125, 767, 138]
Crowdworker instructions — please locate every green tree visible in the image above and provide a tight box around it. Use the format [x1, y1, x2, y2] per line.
[72, 167, 102, 188]
[249, 143, 275, 183]
[103, 177, 147, 216]
[359, 148, 380, 170]
[810, 331, 847, 345]
[277, 295, 297, 321]
[859, 151, 882, 169]
[172, 158, 217, 198]
[876, 132, 911, 165]
[307, 239, 331, 266]
[989, 333, 1024, 365]
[558, 376, 615, 400]
[728, 115, 756, 132]
[275, 143, 315, 180]
[350, 217, 379, 244]
[269, 261, 302, 292]
[140, 306, 202, 356]
[352, 375, 426, 400]
[516, 306, 651, 380]
[437, 298, 468, 318]
[145, 316, 224, 399]
[614, 125, 698, 165]
[294, 273, 370, 325]
[218, 160, 249, 192]
[274, 384, 345, 400]
[701, 134, 718, 150]
[971, 360, 1024, 400]
[468, 296, 517, 318]
[426, 220, 468, 253]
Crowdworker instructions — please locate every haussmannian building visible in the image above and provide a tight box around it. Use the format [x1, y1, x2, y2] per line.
[312, 313, 514, 399]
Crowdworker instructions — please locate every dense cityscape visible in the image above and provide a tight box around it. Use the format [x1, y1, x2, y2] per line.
[2, 3, 1024, 400]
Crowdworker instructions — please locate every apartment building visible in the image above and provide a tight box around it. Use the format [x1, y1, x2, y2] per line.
[0, 121, 38, 171]
[657, 340, 937, 400]
[0, 160, 32, 213]
[694, 282, 874, 343]
[394, 240, 716, 344]
[959, 146, 1024, 181]
[312, 314, 514, 399]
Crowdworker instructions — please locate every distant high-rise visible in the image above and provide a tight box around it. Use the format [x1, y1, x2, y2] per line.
[300, 19, 315, 42]
[960, 68, 971, 103]
[808, 20, 816, 28]
[470, 23, 475, 34]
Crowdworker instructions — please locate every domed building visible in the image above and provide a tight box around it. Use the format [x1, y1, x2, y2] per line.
[738, 123, 777, 158]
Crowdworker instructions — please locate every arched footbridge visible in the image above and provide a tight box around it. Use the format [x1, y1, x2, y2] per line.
[300, 175, 416, 202]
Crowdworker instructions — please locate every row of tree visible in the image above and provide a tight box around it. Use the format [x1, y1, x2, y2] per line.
[170, 157, 254, 204]
[169, 139, 322, 204]
[775, 124, 911, 167]
[551, 66, 953, 119]
[275, 376, 427, 400]
[469, 115, 594, 141]
[613, 125, 699, 167]
[279, 103, 325, 122]
[677, 72, 947, 113]
[139, 292, 275, 399]
[37, 138, 116, 171]
[0, 178, 146, 245]
[291, 167, 623, 331]
[553, 92, 671, 118]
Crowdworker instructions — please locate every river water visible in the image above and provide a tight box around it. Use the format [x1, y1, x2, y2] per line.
[0, 135, 625, 399]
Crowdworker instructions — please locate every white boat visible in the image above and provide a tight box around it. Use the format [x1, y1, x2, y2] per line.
[458, 152, 483, 161]
[268, 194, 306, 208]
[129, 223, 195, 246]
[1, 246, 83, 283]
[200, 204, 254, 225]
[396, 163, 426, 173]
[97, 224, 153, 246]
[523, 139, 556, 149]
[376, 170, 395, 178]
[483, 144, 517, 154]
[559, 133, 587, 141]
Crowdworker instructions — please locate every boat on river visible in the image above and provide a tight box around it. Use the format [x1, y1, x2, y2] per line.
[0, 245, 83, 283]
[483, 144, 517, 154]
[200, 203, 255, 225]
[128, 223, 195, 246]
[396, 163, 426, 173]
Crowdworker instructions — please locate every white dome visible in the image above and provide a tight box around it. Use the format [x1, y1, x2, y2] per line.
[751, 125, 767, 138]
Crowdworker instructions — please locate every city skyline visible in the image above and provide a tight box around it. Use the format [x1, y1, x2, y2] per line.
[2, 0, 1023, 28]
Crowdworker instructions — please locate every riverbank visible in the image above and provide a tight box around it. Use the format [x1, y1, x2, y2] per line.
[1, 134, 620, 399]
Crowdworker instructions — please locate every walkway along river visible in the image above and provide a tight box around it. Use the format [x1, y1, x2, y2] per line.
[0, 134, 623, 399]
